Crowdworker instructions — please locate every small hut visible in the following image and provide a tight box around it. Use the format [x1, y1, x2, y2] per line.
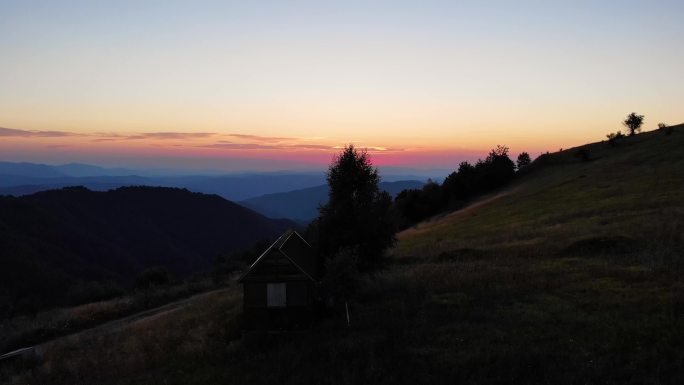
[238, 229, 318, 331]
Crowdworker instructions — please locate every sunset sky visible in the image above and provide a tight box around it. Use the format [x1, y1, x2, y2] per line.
[1, 0, 682, 171]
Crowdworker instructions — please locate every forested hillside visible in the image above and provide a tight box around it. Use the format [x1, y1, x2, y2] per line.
[0, 186, 294, 315]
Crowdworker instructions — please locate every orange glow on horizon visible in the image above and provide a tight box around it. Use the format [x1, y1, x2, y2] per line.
[0, 125, 571, 171]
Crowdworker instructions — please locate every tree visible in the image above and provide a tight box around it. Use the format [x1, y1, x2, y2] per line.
[317, 145, 395, 272]
[393, 146, 516, 228]
[623, 112, 644, 136]
[481, 145, 515, 189]
[658, 123, 668, 130]
[457, 161, 475, 174]
[516, 152, 531, 170]
[488, 145, 510, 160]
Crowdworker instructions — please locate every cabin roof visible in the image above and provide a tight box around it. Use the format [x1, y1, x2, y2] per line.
[238, 229, 316, 283]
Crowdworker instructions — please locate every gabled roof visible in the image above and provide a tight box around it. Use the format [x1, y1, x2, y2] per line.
[238, 229, 316, 283]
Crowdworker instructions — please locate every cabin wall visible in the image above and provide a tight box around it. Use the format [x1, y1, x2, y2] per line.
[243, 281, 311, 308]
[242, 281, 314, 330]
[286, 281, 308, 306]
[244, 283, 266, 307]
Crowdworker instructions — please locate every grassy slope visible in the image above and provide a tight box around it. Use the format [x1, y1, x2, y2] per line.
[395, 125, 684, 260]
[7, 126, 684, 385]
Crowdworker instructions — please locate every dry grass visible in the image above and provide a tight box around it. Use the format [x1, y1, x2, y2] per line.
[393, 126, 684, 261]
[0, 279, 215, 359]
[5, 254, 684, 385]
[5, 288, 241, 385]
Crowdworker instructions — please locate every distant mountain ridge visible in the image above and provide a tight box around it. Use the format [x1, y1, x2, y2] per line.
[0, 161, 157, 178]
[241, 180, 426, 222]
[0, 161, 440, 201]
[0, 166, 328, 200]
[0, 161, 66, 178]
[0, 186, 295, 312]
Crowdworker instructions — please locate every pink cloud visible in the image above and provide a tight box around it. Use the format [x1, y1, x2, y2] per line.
[0, 127, 78, 137]
[227, 133, 294, 142]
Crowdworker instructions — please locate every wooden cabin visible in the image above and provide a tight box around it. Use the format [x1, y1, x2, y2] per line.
[238, 229, 318, 331]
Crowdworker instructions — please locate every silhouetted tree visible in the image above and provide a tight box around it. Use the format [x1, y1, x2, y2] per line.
[516, 152, 531, 170]
[394, 188, 429, 225]
[457, 161, 475, 174]
[623, 112, 644, 136]
[317, 145, 395, 272]
[489, 145, 510, 158]
[394, 146, 516, 228]
[658, 122, 668, 130]
[481, 145, 515, 189]
[442, 161, 476, 201]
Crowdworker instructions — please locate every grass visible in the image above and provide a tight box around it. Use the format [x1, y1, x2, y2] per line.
[394, 126, 684, 261]
[3, 126, 684, 384]
[3, 288, 242, 384]
[0, 279, 217, 354]
[6, 256, 684, 384]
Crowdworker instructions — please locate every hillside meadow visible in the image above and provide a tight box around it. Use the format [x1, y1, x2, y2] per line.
[3, 126, 683, 384]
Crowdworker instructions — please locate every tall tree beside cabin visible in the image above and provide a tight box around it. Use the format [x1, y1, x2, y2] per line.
[238, 230, 319, 331]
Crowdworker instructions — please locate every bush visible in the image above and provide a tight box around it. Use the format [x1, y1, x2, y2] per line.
[606, 131, 625, 147]
[321, 248, 361, 304]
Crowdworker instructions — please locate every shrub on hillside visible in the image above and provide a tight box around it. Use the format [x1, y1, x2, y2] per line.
[657, 123, 674, 136]
[606, 131, 625, 147]
[321, 248, 361, 305]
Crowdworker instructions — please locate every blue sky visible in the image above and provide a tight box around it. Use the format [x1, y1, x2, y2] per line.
[1, 0, 682, 170]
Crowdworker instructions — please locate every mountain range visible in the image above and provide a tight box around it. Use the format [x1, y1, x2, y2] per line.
[0, 186, 295, 313]
[0, 161, 437, 201]
[241, 180, 425, 222]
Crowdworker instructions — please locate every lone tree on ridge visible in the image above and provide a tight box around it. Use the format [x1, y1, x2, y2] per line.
[623, 112, 644, 136]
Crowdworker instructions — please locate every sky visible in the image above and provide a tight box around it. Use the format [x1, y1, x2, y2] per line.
[1, 0, 683, 171]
